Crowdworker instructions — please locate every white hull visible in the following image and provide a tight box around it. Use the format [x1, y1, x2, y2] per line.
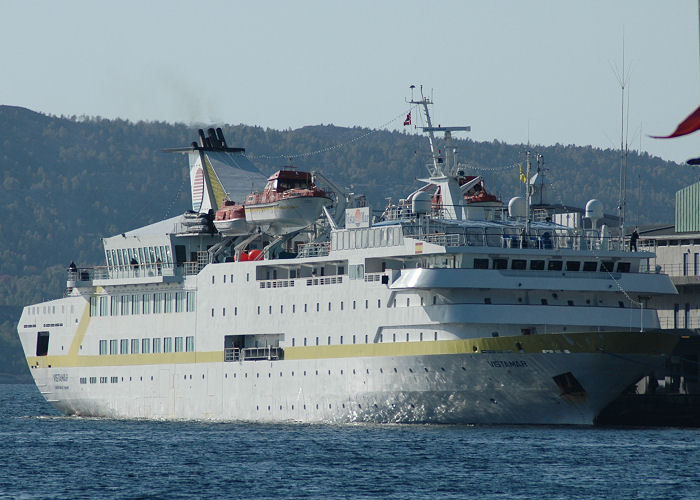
[245, 197, 330, 234]
[213, 218, 252, 236]
[29, 338, 669, 425]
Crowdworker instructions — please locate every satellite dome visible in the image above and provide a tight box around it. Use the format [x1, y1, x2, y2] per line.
[412, 191, 432, 215]
[585, 199, 604, 220]
[508, 197, 527, 218]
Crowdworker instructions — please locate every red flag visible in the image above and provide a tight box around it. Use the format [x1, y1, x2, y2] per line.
[651, 105, 700, 139]
[403, 112, 411, 126]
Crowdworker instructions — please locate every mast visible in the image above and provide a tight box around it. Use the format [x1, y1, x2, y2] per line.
[411, 86, 439, 173]
[410, 85, 471, 175]
[408, 85, 471, 220]
[615, 35, 629, 248]
[525, 151, 531, 233]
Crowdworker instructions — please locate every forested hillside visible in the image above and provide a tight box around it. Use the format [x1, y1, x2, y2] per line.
[0, 105, 696, 381]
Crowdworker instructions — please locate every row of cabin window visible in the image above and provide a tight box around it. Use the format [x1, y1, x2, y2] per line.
[80, 375, 157, 384]
[26, 304, 75, 315]
[212, 274, 245, 284]
[473, 258, 630, 273]
[98, 336, 195, 355]
[290, 331, 438, 347]
[106, 245, 173, 270]
[212, 296, 440, 318]
[89, 292, 195, 317]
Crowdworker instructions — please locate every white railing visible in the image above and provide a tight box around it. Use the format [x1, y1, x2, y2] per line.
[405, 229, 628, 252]
[298, 242, 330, 258]
[651, 263, 700, 278]
[224, 346, 283, 362]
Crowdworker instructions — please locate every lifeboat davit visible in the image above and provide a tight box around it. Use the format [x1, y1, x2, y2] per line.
[213, 201, 252, 236]
[243, 169, 331, 235]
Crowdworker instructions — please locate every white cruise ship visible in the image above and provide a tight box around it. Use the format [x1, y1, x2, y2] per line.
[17, 93, 679, 425]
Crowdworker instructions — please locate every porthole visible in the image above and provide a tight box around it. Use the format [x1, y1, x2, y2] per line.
[394, 368, 397, 373]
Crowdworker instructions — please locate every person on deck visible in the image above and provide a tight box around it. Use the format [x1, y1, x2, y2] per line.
[630, 228, 639, 251]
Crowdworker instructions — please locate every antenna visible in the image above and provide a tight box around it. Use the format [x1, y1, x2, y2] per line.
[612, 32, 632, 247]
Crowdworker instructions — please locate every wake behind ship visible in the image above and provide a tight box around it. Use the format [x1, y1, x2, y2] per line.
[17, 92, 679, 424]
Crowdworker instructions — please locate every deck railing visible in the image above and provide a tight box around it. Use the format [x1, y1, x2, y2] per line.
[224, 346, 283, 362]
[405, 229, 629, 252]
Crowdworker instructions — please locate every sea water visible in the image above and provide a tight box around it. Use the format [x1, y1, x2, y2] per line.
[1, 384, 700, 499]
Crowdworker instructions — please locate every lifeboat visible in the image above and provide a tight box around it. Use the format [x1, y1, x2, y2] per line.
[459, 175, 502, 207]
[213, 201, 252, 236]
[243, 169, 331, 235]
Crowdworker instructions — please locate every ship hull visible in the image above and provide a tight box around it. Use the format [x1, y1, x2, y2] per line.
[26, 332, 675, 425]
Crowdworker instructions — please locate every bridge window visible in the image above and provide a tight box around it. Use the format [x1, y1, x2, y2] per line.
[565, 261, 581, 272]
[473, 258, 489, 269]
[493, 259, 508, 269]
[530, 260, 545, 270]
[582, 261, 598, 272]
[511, 259, 526, 270]
[548, 261, 563, 271]
[616, 262, 631, 273]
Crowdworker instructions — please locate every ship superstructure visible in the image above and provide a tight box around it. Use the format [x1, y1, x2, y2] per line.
[17, 92, 679, 424]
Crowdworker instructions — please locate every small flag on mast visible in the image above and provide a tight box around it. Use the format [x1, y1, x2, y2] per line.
[403, 112, 411, 126]
[651, 104, 700, 139]
[519, 164, 527, 183]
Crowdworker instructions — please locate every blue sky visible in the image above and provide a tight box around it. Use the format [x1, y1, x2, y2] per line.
[2, 0, 699, 163]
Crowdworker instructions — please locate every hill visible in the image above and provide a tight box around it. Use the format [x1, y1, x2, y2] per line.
[1, 105, 697, 381]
